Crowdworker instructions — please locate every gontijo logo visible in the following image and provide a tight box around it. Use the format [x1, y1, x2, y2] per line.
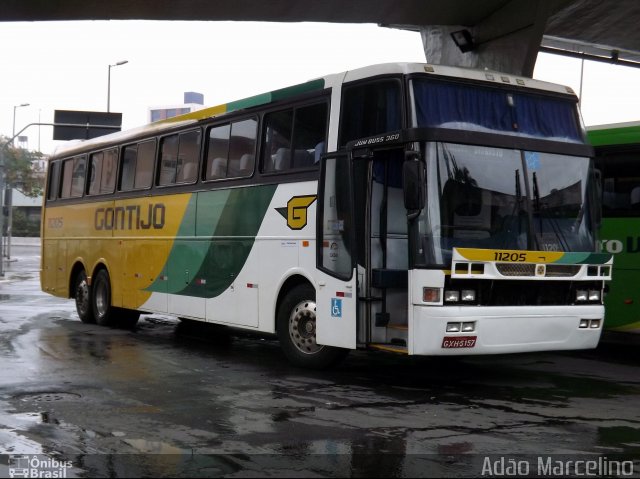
[276, 195, 317, 230]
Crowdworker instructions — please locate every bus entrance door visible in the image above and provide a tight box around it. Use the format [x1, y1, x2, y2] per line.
[315, 153, 357, 350]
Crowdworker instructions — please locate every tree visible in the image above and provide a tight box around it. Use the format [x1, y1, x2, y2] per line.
[0, 135, 45, 198]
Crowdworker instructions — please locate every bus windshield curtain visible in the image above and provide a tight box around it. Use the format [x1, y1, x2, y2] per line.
[413, 80, 583, 142]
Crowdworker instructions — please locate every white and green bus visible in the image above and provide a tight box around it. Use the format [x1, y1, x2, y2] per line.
[42, 63, 612, 368]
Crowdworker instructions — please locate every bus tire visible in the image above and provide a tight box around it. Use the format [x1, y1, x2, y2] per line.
[74, 270, 95, 324]
[92, 269, 114, 327]
[277, 283, 348, 369]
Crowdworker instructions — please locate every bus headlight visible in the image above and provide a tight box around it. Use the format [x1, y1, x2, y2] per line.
[588, 290, 601, 302]
[446, 322, 461, 332]
[461, 290, 476, 302]
[444, 290, 460, 302]
[576, 290, 588, 302]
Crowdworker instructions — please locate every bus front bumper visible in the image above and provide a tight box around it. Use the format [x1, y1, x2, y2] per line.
[410, 304, 604, 356]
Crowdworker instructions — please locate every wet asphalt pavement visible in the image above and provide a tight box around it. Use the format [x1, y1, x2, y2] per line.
[0, 244, 639, 477]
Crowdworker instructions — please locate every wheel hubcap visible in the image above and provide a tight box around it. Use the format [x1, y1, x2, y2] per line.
[288, 299, 322, 355]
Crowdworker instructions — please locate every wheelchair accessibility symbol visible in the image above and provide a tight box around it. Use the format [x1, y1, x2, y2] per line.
[331, 298, 342, 318]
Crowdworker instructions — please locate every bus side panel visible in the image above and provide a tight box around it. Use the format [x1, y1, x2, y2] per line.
[600, 217, 640, 332]
[603, 268, 640, 332]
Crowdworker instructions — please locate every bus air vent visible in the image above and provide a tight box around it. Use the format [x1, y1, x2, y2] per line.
[496, 263, 536, 276]
[545, 265, 581, 277]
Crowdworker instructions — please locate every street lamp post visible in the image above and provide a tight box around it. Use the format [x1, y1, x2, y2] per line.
[5, 103, 30, 261]
[107, 60, 128, 113]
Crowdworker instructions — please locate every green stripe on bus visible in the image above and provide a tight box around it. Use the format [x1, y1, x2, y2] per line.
[146, 185, 278, 298]
[226, 79, 325, 114]
[553, 252, 613, 264]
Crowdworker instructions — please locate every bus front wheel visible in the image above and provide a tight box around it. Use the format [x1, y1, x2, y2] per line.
[74, 270, 95, 324]
[92, 269, 114, 327]
[277, 283, 348, 369]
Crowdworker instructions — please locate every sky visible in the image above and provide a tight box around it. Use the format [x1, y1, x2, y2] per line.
[1, 20, 640, 155]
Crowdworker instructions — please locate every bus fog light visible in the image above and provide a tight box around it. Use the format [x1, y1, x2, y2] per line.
[579, 319, 589, 329]
[462, 321, 475, 332]
[444, 290, 460, 302]
[423, 287, 441, 303]
[446, 322, 461, 332]
[590, 319, 601, 329]
[576, 290, 588, 302]
[588, 290, 600, 302]
[461, 290, 476, 302]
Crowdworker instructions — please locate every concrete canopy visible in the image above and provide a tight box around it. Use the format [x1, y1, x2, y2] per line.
[1, 0, 639, 76]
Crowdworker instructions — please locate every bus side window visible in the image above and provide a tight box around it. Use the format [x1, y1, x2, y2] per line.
[339, 79, 402, 147]
[60, 156, 86, 199]
[262, 109, 293, 173]
[120, 145, 137, 191]
[206, 124, 231, 180]
[88, 152, 104, 196]
[100, 148, 117, 194]
[261, 102, 326, 173]
[176, 130, 201, 184]
[229, 118, 257, 177]
[159, 135, 179, 186]
[134, 140, 155, 189]
[46, 161, 60, 202]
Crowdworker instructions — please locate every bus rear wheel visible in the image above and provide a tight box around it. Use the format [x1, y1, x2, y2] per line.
[74, 270, 95, 324]
[277, 283, 348, 369]
[92, 269, 114, 327]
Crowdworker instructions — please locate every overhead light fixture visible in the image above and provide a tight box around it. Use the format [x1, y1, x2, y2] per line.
[451, 29, 475, 53]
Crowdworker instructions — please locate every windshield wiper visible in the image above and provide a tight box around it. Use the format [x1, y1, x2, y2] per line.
[532, 171, 569, 251]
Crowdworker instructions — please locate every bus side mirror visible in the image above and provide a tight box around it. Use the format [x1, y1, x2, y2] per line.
[403, 152, 425, 220]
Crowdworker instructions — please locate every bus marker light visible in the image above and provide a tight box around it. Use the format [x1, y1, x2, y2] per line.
[302, 241, 310, 247]
[446, 322, 461, 332]
[579, 319, 589, 328]
[576, 290, 588, 302]
[423, 288, 440, 303]
[624, 299, 634, 305]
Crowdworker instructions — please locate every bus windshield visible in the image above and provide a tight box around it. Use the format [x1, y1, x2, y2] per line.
[414, 142, 596, 267]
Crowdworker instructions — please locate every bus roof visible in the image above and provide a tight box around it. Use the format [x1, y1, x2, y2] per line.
[50, 62, 579, 159]
[587, 121, 640, 146]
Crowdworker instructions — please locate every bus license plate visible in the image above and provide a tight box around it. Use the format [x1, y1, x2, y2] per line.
[442, 336, 477, 349]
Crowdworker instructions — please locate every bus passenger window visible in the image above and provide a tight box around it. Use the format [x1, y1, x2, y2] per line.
[134, 140, 155, 189]
[261, 102, 326, 173]
[46, 161, 60, 201]
[205, 118, 256, 180]
[101, 148, 117, 194]
[292, 103, 327, 169]
[60, 156, 86, 199]
[159, 135, 179, 185]
[262, 110, 293, 173]
[206, 124, 230, 180]
[159, 130, 200, 185]
[229, 118, 257, 177]
[88, 152, 104, 196]
[176, 130, 201, 184]
[120, 145, 137, 191]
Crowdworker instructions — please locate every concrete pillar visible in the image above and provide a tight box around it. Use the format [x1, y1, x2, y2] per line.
[420, 0, 570, 77]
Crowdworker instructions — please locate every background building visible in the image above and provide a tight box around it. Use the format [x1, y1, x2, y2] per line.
[148, 91, 205, 123]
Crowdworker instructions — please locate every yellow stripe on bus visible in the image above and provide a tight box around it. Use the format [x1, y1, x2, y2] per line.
[455, 248, 565, 264]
